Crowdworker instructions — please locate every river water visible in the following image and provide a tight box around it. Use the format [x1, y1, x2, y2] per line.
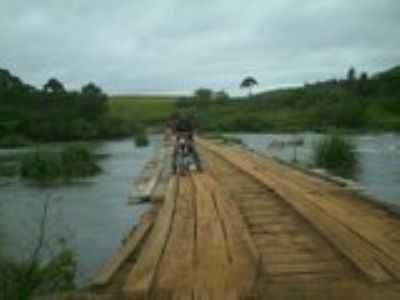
[0, 133, 399, 285]
[0, 137, 161, 285]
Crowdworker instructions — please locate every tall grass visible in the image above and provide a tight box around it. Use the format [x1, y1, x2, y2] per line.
[313, 135, 360, 177]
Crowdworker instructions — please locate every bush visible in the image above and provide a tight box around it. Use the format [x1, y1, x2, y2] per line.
[313, 135, 360, 177]
[133, 129, 149, 147]
[21, 150, 63, 180]
[0, 249, 76, 299]
[0, 134, 32, 148]
[61, 144, 101, 177]
[20, 144, 101, 180]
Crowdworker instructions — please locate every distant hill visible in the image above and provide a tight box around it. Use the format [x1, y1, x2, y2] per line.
[181, 65, 400, 132]
[375, 65, 400, 78]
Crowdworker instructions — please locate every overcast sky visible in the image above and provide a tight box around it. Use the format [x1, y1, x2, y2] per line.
[1, 0, 400, 95]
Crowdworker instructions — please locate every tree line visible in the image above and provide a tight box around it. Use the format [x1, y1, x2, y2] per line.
[0, 68, 136, 143]
[176, 66, 400, 132]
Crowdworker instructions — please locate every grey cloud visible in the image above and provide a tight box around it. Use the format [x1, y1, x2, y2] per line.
[1, 0, 400, 95]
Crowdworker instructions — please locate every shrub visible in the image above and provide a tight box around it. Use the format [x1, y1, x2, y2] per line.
[0, 134, 32, 148]
[61, 144, 101, 177]
[0, 249, 76, 299]
[20, 144, 101, 180]
[313, 135, 360, 177]
[21, 150, 63, 180]
[133, 129, 149, 147]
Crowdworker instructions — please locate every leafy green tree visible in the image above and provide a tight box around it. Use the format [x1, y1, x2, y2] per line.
[0, 68, 24, 90]
[81, 83, 102, 97]
[215, 90, 230, 103]
[360, 72, 368, 82]
[358, 72, 370, 97]
[80, 83, 108, 121]
[347, 67, 356, 82]
[240, 76, 258, 98]
[43, 78, 65, 93]
[194, 88, 212, 100]
[194, 88, 212, 107]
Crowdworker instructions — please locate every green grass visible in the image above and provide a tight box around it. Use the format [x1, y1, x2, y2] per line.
[109, 95, 177, 126]
[313, 135, 360, 178]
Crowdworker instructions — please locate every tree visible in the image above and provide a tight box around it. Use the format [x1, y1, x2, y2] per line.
[0, 68, 23, 90]
[215, 90, 230, 103]
[193, 88, 212, 107]
[194, 88, 212, 101]
[347, 67, 356, 82]
[43, 78, 65, 93]
[240, 76, 258, 98]
[360, 72, 368, 82]
[80, 83, 108, 121]
[358, 72, 370, 97]
[81, 83, 103, 97]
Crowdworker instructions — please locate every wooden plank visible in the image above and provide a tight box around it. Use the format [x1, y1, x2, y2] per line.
[267, 272, 344, 283]
[198, 139, 393, 283]
[264, 261, 345, 275]
[235, 146, 400, 281]
[129, 146, 166, 203]
[193, 174, 230, 293]
[202, 175, 260, 294]
[172, 289, 193, 300]
[261, 252, 337, 264]
[124, 177, 178, 294]
[234, 142, 400, 277]
[156, 177, 195, 290]
[298, 191, 400, 280]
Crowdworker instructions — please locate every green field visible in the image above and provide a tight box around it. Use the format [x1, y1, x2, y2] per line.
[109, 95, 178, 126]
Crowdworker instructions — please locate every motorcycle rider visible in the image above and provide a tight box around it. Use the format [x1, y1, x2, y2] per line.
[172, 112, 202, 174]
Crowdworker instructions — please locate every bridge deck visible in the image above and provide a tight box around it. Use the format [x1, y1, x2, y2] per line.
[88, 139, 400, 300]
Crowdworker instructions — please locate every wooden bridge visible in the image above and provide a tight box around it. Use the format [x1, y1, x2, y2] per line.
[63, 138, 400, 299]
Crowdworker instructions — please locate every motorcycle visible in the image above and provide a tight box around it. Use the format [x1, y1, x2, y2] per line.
[174, 133, 196, 176]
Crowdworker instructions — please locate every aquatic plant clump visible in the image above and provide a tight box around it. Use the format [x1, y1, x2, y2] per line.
[133, 131, 150, 147]
[0, 134, 32, 148]
[313, 135, 360, 177]
[20, 144, 101, 180]
[21, 150, 63, 180]
[61, 144, 101, 177]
